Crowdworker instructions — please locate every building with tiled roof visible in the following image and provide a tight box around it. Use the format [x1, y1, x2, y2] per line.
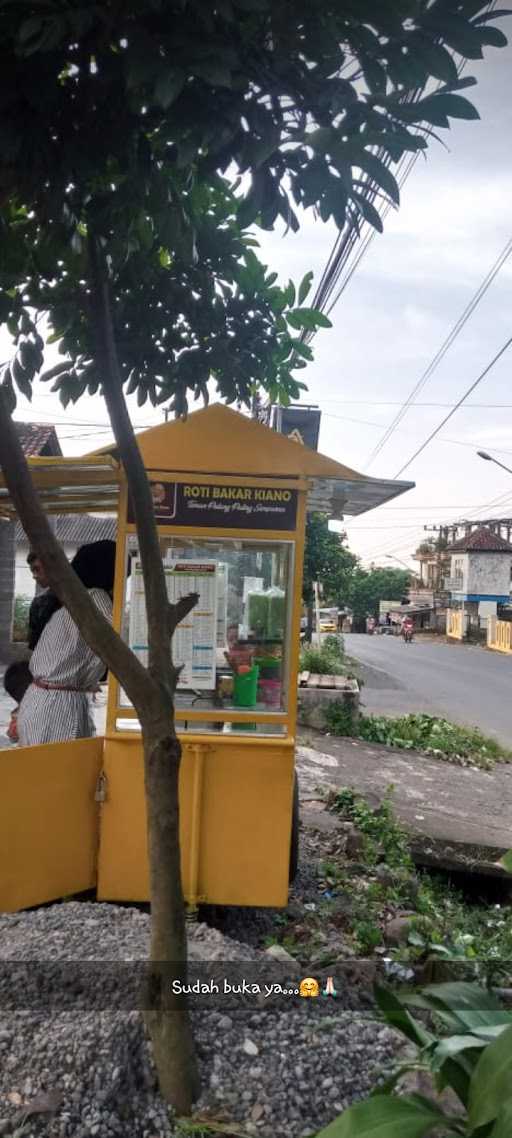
[447, 526, 512, 554]
[14, 422, 62, 457]
[447, 526, 512, 631]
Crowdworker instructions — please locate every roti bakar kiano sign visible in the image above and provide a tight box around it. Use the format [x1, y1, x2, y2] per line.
[127, 481, 298, 531]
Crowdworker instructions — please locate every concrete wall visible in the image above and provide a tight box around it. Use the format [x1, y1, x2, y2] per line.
[467, 552, 512, 599]
[450, 551, 512, 600]
[450, 553, 468, 592]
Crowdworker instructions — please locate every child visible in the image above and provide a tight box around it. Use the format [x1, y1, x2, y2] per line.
[3, 661, 32, 743]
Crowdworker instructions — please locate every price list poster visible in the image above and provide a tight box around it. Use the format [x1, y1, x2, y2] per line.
[128, 560, 218, 690]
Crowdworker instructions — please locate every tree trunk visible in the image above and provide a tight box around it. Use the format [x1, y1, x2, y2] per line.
[306, 603, 314, 643]
[86, 233, 199, 1110]
[142, 727, 200, 1110]
[0, 237, 201, 1110]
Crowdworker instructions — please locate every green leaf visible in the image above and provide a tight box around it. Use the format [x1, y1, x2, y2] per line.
[314, 1094, 446, 1138]
[474, 9, 512, 23]
[436, 1056, 472, 1107]
[490, 1099, 512, 1137]
[353, 152, 400, 206]
[154, 68, 186, 108]
[432, 93, 480, 121]
[374, 986, 434, 1049]
[412, 39, 458, 84]
[476, 27, 508, 48]
[352, 193, 384, 233]
[361, 57, 388, 96]
[473, 1025, 512, 1043]
[298, 271, 314, 305]
[468, 1023, 512, 1131]
[286, 308, 325, 331]
[421, 983, 512, 1032]
[499, 849, 512, 873]
[431, 1034, 485, 1071]
[283, 279, 295, 307]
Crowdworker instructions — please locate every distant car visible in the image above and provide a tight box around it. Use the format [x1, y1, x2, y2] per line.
[319, 618, 337, 633]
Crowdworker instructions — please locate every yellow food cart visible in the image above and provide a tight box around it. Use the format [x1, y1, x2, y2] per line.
[0, 405, 413, 913]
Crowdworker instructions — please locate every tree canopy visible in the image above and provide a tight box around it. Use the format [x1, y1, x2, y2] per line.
[348, 565, 411, 622]
[303, 514, 358, 606]
[0, 0, 507, 417]
[302, 518, 410, 619]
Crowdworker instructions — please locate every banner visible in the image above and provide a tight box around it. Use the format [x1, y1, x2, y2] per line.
[127, 481, 298, 530]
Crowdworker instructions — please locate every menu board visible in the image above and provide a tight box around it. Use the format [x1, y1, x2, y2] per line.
[128, 559, 218, 690]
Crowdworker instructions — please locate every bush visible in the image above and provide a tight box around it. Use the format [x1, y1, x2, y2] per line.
[300, 634, 345, 675]
[12, 595, 31, 643]
[324, 709, 511, 770]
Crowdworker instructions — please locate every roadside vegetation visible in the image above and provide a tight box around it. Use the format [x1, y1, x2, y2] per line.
[315, 978, 512, 1138]
[300, 635, 362, 686]
[324, 709, 511, 770]
[300, 635, 346, 675]
[265, 788, 512, 981]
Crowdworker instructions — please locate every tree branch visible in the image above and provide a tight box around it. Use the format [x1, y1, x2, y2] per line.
[168, 593, 199, 636]
[0, 386, 152, 711]
[87, 232, 173, 686]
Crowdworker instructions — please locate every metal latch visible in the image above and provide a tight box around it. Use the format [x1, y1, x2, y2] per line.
[95, 771, 108, 803]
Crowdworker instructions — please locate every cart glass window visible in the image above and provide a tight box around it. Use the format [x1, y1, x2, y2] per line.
[116, 535, 294, 733]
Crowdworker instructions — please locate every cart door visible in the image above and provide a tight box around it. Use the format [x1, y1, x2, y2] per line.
[0, 737, 102, 912]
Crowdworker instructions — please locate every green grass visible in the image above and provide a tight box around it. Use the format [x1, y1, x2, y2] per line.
[324, 709, 511, 769]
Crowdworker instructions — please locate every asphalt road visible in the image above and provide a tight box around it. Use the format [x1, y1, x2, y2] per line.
[344, 633, 512, 747]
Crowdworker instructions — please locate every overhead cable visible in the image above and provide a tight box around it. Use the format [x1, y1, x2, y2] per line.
[365, 234, 512, 468]
[394, 333, 512, 477]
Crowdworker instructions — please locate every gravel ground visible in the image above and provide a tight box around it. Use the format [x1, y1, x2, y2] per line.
[0, 903, 401, 1138]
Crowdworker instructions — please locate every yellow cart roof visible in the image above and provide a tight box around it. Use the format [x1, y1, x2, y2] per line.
[0, 405, 414, 519]
[95, 404, 414, 517]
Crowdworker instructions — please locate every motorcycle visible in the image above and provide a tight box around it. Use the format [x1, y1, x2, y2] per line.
[402, 624, 414, 644]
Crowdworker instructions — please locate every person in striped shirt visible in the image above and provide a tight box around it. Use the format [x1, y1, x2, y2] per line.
[17, 541, 116, 747]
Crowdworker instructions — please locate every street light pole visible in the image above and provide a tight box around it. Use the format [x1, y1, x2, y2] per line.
[385, 554, 410, 570]
[477, 450, 512, 477]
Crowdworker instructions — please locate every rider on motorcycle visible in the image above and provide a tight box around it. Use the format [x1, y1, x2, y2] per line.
[401, 615, 414, 642]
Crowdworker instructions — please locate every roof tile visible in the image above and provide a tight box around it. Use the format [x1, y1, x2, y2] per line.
[448, 526, 512, 553]
[15, 422, 62, 457]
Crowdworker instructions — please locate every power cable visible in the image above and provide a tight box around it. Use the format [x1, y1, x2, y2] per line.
[319, 400, 512, 408]
[394, 332, 512, 478]
[365, 234, 512, 468]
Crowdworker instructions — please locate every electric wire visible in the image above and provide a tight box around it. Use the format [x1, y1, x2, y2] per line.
[365, 234, 512, 468]
[393, 333, 512, 478]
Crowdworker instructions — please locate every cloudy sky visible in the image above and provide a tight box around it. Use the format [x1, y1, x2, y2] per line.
[6, 31, 512, 568]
